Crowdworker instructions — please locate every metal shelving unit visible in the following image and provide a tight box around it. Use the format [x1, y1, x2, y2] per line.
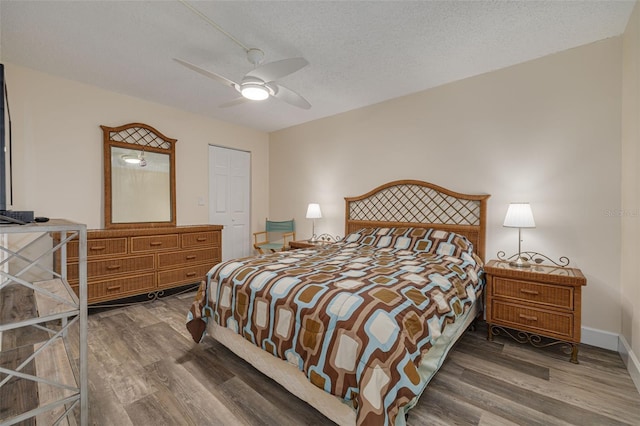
[0, 219, 87, 425]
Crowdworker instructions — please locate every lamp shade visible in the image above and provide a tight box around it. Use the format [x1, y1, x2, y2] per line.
[503, 202, 535, 228]
[306, 203, 322, 219]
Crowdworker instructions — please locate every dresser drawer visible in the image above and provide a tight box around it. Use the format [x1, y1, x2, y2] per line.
[67, 254, 155, 280]
[157, 264, 212, 288]
[131, 234, 179, 252]
[157, 248, 218, 269]
[493, 278, 573, 310]
[182, 231, 220, 248]
[490, 300, 574, 340]
[71, 273, 155, 303]
[64, 237, 128, 260]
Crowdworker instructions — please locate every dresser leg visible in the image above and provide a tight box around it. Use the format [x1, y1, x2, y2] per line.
[570, 344, 579, 364]
[487, 324, 494, 341]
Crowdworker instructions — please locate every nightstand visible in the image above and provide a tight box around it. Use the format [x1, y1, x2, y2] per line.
[484, 259, 587, 363]
[289, 240, 334, 249]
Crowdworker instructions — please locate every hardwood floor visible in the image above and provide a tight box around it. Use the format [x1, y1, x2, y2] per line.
[4, 288, 640, 425]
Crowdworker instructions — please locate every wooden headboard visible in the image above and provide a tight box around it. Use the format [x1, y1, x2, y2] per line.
[344, 180, 490, 261]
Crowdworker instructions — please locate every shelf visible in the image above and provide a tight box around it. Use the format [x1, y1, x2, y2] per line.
[0, 219, 87, 425]
[0, 279, 78, 333]
[1, 337, 79, 425]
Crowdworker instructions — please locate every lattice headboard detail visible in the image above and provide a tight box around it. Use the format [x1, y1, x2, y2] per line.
[344, 180, 490, 261]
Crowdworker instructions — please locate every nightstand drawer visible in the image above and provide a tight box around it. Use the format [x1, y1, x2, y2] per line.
[493, 278, 573, 310]
[491, 300, 574, 340]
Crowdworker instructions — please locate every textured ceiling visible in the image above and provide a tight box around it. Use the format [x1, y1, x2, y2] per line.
[0, 0, 635, 132]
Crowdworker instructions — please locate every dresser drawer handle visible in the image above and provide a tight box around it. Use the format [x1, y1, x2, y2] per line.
[106, 285, 121, 291]
[150, 241, 163, 247]
[520, 289, 539, 296]
[106, 265, 121, 271]
[90, 246, 106, 251]
[186, 255, 197, 260]
[196, 237, 207, 242]
[186, 272, 197, 277]
[519, 314, 538, 322]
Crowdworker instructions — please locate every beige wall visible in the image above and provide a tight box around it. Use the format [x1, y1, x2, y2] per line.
[622, 1, 640, 371]
[4, 64, 269, 234]
[3, 29, 629, 349]
[271, 38, 622, 336]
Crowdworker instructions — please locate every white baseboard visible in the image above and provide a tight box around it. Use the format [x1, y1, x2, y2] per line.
[581, 326, 619, 351]
[619, 335, 640, 394]
[581, 326, 640, 394]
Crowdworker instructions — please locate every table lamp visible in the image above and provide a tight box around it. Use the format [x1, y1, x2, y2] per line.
[503, 202, 536, 268]
[306, 203, 322, 242]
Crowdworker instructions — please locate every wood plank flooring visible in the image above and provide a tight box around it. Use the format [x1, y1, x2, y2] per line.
[1, 284, 50, 425]
[4, 288, 640, 425]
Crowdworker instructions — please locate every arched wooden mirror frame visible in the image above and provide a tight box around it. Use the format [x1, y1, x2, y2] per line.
[102, 123, 177, 229]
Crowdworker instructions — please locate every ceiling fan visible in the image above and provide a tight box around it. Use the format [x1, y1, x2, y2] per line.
[174, 48, 311, 109]
[174, 0, 310, 109]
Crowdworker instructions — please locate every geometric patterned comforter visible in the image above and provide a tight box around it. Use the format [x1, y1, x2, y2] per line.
[187, 227, 484, 425]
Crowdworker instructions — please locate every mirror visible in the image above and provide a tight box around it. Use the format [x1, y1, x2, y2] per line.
[102, 123, 176, 229]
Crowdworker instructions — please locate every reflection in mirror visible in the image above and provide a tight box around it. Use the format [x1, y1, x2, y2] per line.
[111, 147, 171, 223]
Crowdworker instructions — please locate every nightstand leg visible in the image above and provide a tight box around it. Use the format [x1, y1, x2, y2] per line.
[487, 324, 494, 341]
[570, 344, 579, 364]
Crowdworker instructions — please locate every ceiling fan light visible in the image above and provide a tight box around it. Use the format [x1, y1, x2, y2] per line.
[122, 155, 141, 164]
[241, 84, 269, 101]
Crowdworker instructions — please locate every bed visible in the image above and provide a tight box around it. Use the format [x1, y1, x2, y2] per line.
[187, 180, 489, 425]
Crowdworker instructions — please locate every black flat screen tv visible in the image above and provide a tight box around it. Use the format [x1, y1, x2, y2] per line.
[0, 64, 35, 225]
[0, 63, 6, 211]
[0, 64, 30, 225]
[0, 65, 35, 225]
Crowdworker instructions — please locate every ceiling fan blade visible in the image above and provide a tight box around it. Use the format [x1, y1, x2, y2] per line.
[219, 97, 251, 108]
[245, 57, 309, 82]
[271, 84, 311, 110]
[173, 58, 240, 91]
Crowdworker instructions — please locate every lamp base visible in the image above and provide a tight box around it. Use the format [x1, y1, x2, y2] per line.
[509, 257, 532, 268]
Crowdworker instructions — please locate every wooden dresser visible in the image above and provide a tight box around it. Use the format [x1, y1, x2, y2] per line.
[56, 225, 222, 304]
[484, 259, 587, 363]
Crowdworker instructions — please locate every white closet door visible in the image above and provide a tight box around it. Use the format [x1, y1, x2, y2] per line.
[209, 145, 251, 261]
